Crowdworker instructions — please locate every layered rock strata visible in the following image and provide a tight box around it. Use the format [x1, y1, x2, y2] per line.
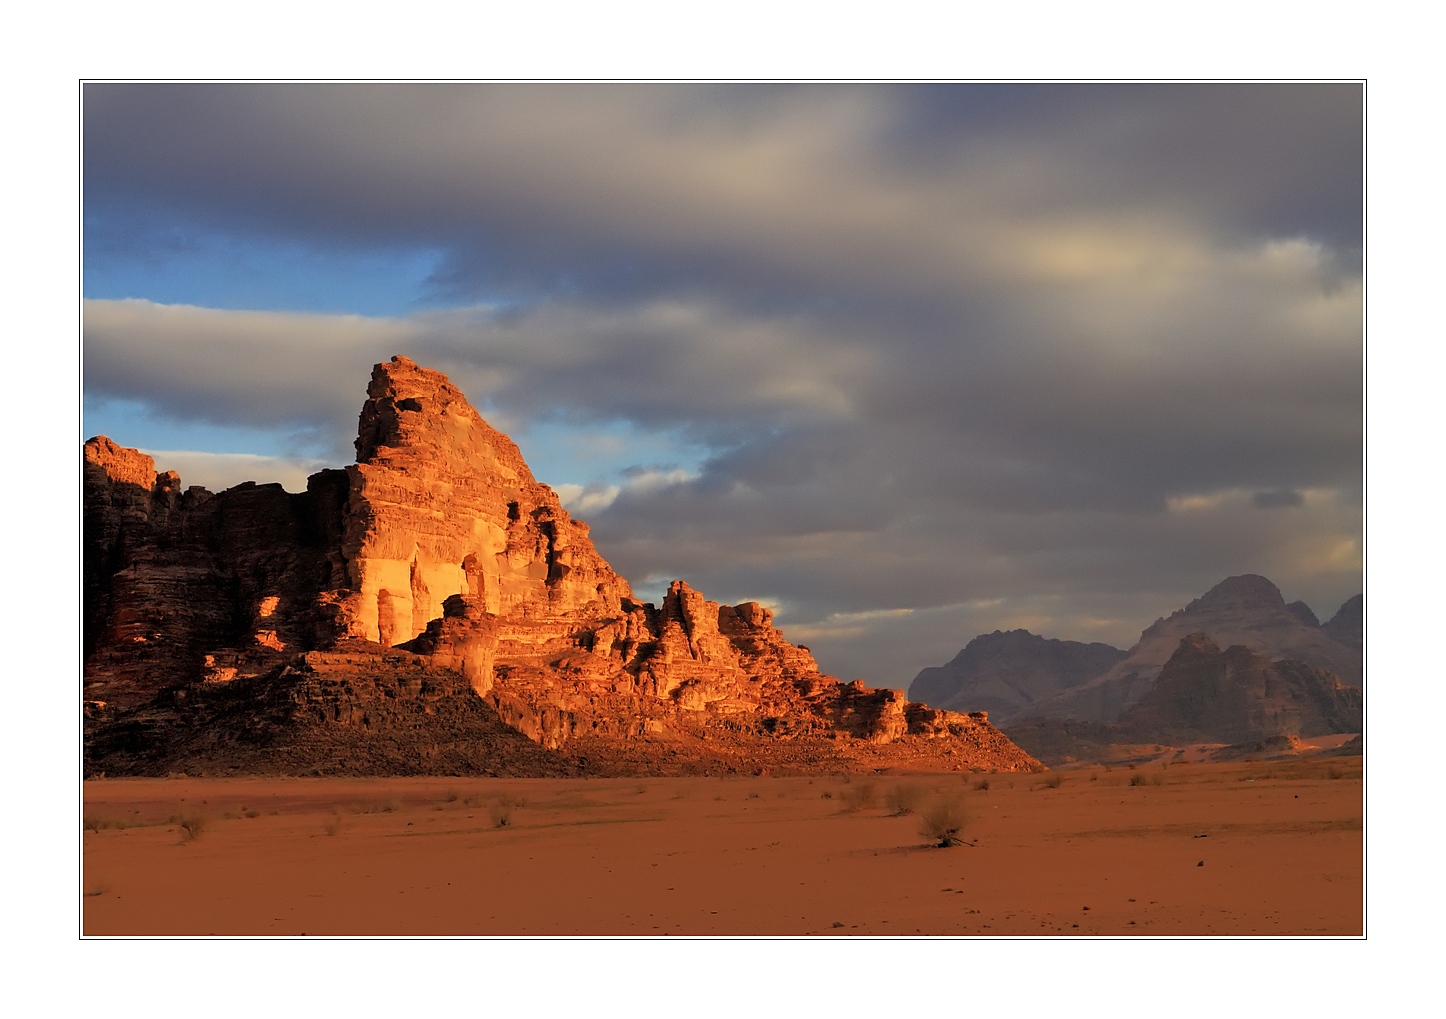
[84, 357, 1041, 776]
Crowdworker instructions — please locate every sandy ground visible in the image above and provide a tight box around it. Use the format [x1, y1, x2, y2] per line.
[82, 757, 1362, 936]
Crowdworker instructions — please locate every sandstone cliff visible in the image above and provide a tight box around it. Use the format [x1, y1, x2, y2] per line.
[84, 357, 1041, 776]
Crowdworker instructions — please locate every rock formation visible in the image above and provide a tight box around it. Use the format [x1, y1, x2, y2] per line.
[1116, 633, 1362, 746]
[1005, 632, 1363, 764]
[1015, 575, 1364, 723]
[84, 357, 1042, 776]
[907, 629, 1127, 725]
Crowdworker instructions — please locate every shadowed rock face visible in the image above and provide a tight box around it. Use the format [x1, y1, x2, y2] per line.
[907, 630, 1126, 725]
[84, 357, 1042, 776]
[1322, 594, 1363, 651]
[1015, 575, 1363, 723]
[1004, 632, 1363, 764]
[1118, 633, 1362, 745]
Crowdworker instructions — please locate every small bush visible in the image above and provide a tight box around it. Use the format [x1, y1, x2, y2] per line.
[489, 802, 513, 828]
[885, 783, 925, 815]
[323, 814, 344, 837]
[820, 791, 833, 799]
[1042, 773, 1063, 789]
[839, 782, 877, 812]
[1327, 766, 1343, 780]
[920, 796, 968, 847]
[973, 779, 990, 792]
[1129, 774, 1147, 787]
[178, 815, 207, 840]
[83, 814, 110, 833]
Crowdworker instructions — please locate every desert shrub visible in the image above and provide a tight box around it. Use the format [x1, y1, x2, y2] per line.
[444, 790, 459, 803]
[323, 813, 344, 837]
[885, 783, 925, 815]
[83, 814, 110, 833]
[489, 801, 513, 828]
[1042, 774, 1063, 789]
[839, 782, 877, 812]
[747, 791, 761, 799]
[1129, 774, 1147, 787]
[178, 815, 207, 840]
[973, 779, 990, 792]
[820, 791, 833, 799]
[920, 796, 968, 847]
[1328, 766, 1343, 780]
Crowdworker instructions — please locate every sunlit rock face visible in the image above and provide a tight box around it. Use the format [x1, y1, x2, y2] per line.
[337, 356, 631, 645]
[84, 357, 1042, 775]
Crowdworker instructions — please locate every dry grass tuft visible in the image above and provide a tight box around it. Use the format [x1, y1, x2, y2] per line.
[1042, 773, 1063, 789]
[839, 782, 877, 812]
[920, 796, 968, 847]
[885, 782, 925, 815]
[177, 815, 207, 841]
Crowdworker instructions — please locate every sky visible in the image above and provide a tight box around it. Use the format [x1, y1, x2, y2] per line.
[82, 83, 1363, 689]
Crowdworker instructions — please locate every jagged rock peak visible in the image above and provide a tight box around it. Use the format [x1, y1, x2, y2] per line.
[355, 355, 533, 481]
[84, 435, 158, 489]
[338, 355, 632, 647]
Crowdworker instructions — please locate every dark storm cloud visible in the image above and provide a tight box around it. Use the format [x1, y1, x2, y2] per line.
[83, 84, 1362, 686]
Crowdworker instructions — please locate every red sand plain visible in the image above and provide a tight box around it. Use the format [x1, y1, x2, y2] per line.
[82, 757, 1362, 936]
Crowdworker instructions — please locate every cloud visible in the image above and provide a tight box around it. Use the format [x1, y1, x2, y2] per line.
[140, 449, 329, 494]
[82, 85, 1362, 689]
[1253, 489, 1306, 509]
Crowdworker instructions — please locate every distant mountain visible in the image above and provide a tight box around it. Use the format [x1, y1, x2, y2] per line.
[907, 629, 1126, 725]
[1117, 632, 1362, 745]
[1286, 600, 1320, 627]
[1016, 575, 1363, 723]
[1322, 594, 1363, 651]
[1005, 632, 1363, 763]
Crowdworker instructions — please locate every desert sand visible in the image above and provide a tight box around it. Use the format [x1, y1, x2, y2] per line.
[82, 757, 1362, 936]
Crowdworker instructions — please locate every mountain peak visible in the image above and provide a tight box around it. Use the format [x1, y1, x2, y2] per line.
[1192, 574, 1285, 611]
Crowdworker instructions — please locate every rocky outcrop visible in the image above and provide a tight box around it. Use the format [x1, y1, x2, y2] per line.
[907, 629, 1126, 725]
[1016, 575, 1364, 723]
[1118, 633, 1362, 745]
[1005, 632, 1363, 764]
[84, 357, 1042, 776]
